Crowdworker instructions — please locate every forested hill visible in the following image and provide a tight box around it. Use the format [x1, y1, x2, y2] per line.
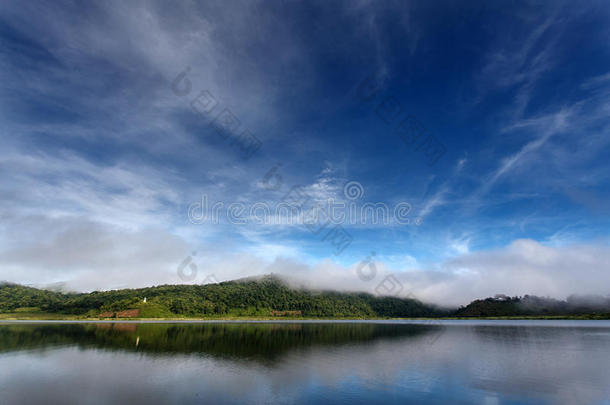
[3, 277, 609, 318]
[0, 275, 442, 318]
[455, 294, 610, 318]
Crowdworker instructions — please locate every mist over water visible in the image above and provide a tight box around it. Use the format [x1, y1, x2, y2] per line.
[1, 321, 610, 404]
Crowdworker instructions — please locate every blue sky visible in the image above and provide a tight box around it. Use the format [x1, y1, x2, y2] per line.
[1, 1, 609, 304]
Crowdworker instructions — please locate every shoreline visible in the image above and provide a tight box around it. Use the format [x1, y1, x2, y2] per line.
[1, 314, 609, 322]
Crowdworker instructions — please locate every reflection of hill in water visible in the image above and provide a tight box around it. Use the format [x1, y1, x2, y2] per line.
[0, 323, 441, 362]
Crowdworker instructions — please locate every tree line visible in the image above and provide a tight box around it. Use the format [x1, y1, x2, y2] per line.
[2, 276, 609, 318]
[0, 275, 441, 318]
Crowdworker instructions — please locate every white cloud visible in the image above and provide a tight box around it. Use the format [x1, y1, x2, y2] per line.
[3, 213, 608, 309]
[429, 239, 610, 306]
[0, 216, 190, 291]
[262, 239, 610, 307]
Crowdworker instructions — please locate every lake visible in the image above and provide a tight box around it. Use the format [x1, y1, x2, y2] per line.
[1, 320, 609, 404]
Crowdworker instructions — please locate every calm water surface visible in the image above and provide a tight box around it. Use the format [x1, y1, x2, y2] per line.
[1, 320, 609, 404]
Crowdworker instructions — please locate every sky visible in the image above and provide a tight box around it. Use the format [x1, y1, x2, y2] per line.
[1, 0, 609, 306]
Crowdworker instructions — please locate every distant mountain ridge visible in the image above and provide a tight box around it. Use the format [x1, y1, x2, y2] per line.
[455, 294, 610, 317]
[2, 275, 609, 319]
[0, 275, 440, 318]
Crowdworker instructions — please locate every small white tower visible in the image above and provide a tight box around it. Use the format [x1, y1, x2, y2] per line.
[143, 297, 147, 303]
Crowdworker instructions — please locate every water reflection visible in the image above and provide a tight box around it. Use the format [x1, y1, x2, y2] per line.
[0, 322, 442, 363]
[1, 321, 609, 404]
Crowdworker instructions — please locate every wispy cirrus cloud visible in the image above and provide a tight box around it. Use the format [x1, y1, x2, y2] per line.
[1, 1, 609, 297]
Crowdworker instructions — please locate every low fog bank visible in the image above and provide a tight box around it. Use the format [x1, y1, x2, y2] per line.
[264, 239, 610, 307]
[2, 225, 609, 308]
